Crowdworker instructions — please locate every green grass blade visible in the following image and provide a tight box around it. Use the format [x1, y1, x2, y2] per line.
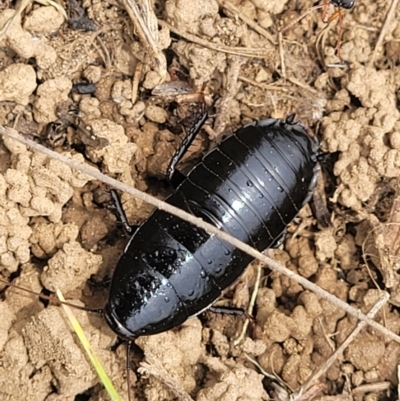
[56, 290, 122, 401]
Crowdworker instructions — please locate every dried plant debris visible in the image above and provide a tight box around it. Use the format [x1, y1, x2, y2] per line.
[357, 183, 400, 305]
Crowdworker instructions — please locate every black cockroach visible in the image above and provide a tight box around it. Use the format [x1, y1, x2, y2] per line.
[1, 111, 321, 400]
[103, 112, 321, 340]
[279, 0, 356, 59]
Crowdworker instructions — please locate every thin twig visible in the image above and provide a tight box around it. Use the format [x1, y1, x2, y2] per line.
[292, 291, 390, 399]
[233, 259, 264, 346]
[0, 125, 399, 344]
[287, 76, 318, 94]
[238, 75, 290, 92]
[368, 0, 400, 67]
[244, 354, 283, 382]
[278, 32, 286, 79]
[352, 382, 391, 395]
[315, 23, 332, 69]
[317, 317, 336, 352]
[131, 62, 143, 105]
[95, 34, 112, 70]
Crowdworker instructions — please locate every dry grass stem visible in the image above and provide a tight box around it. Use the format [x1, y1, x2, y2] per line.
[233, 258, 264, 346]
[368, 0, 400, 67]
[131, 62, 144, 105]
[238, 75, 290, 92]
[352, 382, 391, 395]
[121, 0, 167, 79]
[363, 187, 400, 293]
[292, 291, 390, 399]
[278, 32, 286, 78]
[287, 76, 318, 94]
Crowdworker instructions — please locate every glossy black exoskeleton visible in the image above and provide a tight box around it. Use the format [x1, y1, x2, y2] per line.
[332, 0, 355, 9]
[103, 114, 320, 339]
